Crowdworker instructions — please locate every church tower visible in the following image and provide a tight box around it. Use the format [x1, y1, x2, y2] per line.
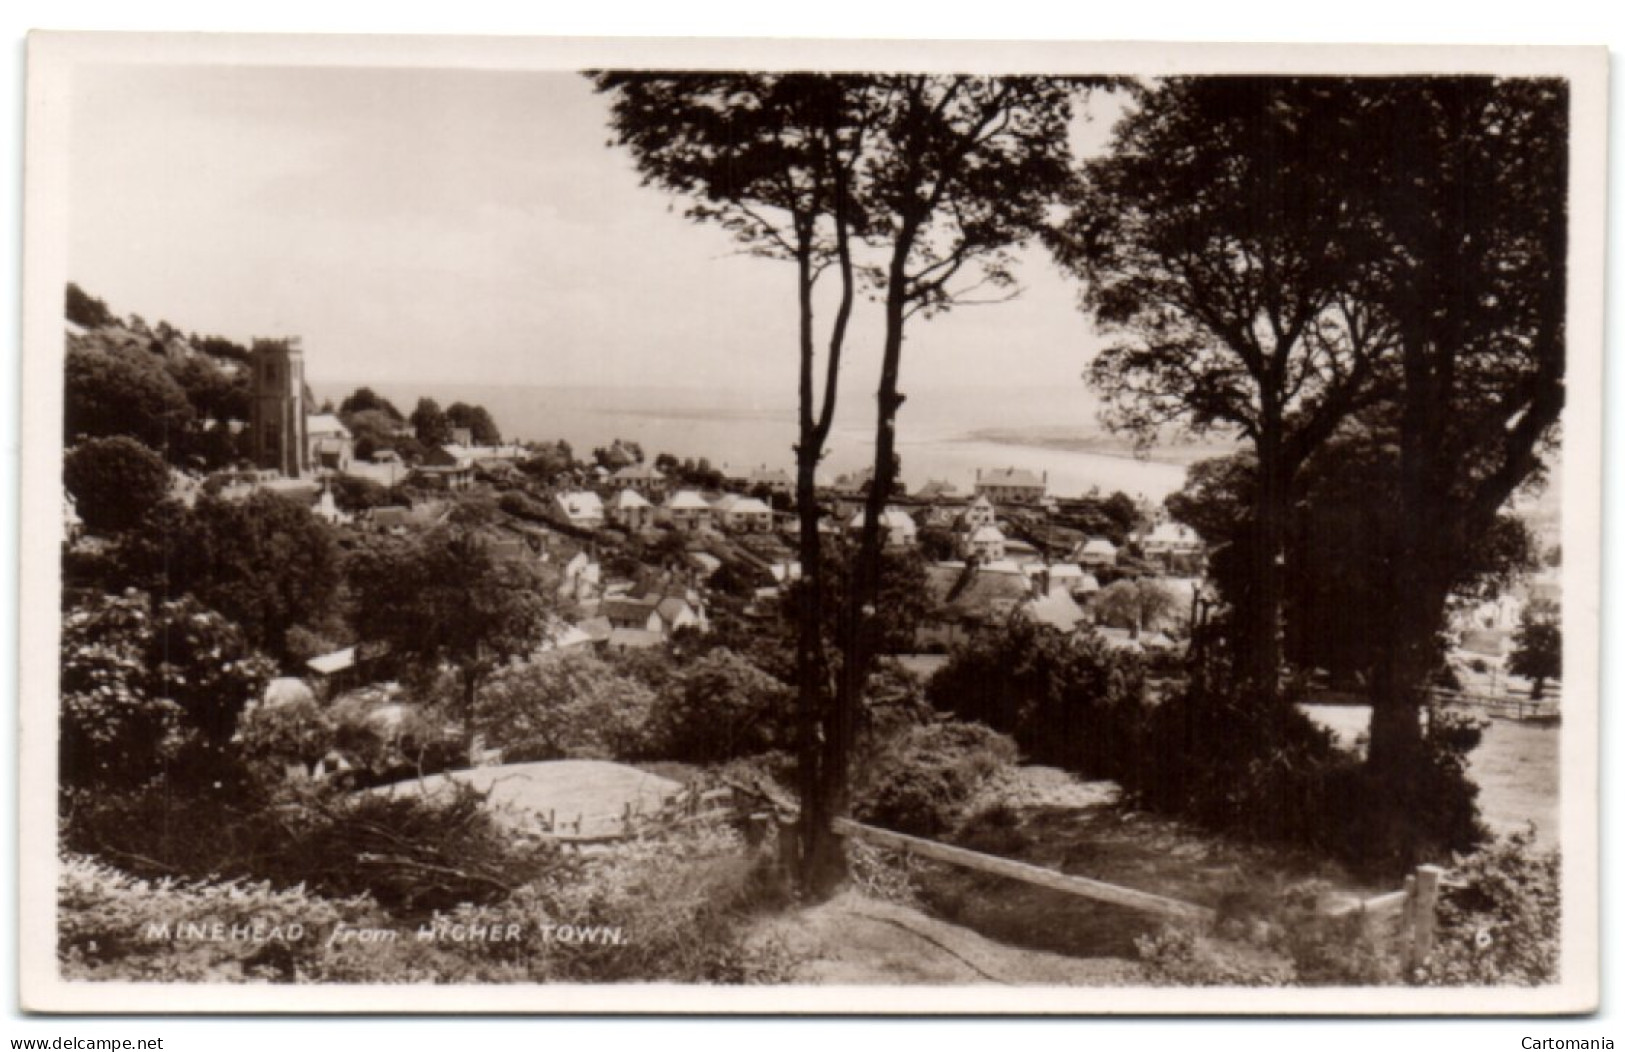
[250, 337, 308, 477]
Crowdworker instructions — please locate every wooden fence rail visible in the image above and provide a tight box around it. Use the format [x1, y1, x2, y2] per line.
[829, 817, 1215, 923]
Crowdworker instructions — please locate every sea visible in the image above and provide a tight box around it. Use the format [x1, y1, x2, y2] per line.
[319, 382, 1221, 503]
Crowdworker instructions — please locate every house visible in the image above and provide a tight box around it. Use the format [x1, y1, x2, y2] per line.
[312, 484, 350, 526]
[1141, 520, 1203, 559]
[1076, 536, 1119, 569]
[555, 491, 605, 530]
[305, 642, 390, 697]
[847, 507, 918, 548]
[1023, 589, 1089, 634]
[664, 489, 713, 533]
[712, 494, 775, 534]
[960, 494, 998, 531]
[413, 446, 475, 490]
[974, 467, 1047, 505]
[831, 467, 874, 498]
[560, 551, 603, 603]
[601, 593, 705, 637]
[1036, 562, 1093, 599]
[306, 414, 354, 473]
[749, 465, 794, 497]
[966, 524, 1007, 562]
[611, 463, 668, 498]
[913, 478, 960, 503]
[608, 488, 656, 531]
[916, 561, 1034, 650]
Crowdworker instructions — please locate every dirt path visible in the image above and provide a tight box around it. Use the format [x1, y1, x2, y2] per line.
[749, 891, 1144, 985]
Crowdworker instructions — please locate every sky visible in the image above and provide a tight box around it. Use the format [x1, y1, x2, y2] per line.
[67, 64, 1120, 399]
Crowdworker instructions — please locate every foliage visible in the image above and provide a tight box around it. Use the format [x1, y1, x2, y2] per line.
[349, 527, 555, 754]
[120, 492, 342, 659]
[927, 618, 1146, 779]
[1422, 828, 1560, 986]
[477, 651, 659, 762]
[339, 386, 404, 421]
[60, 590, 276, 789]
[234, 693, 337, 784]
[521, 441, 575, 482]
[1508, 601, 1562, 700]
[591, 437, 644, 471]
[410, 397, 450, 447]
[64, 344, 195, 457]
[1120, 683, 1486, 875]
[66, 282, 117, 329]
[63, 436, 172, 533]
[1093, 577, 1180, 638]
[445, 401, 502, 444]
[329, 474, 393, 513]
[852, 720, 1018, 837]
[650, 648, 794, 764]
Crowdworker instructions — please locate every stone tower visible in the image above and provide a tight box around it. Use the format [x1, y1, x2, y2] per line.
[250, 337, 308, 477]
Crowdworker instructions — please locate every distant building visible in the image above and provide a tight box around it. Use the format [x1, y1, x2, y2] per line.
[712, 494, 774, 534]
[249, 338, 310, 477]
[555, 491, 606, 530]
[306, 413, 353, 473]
[847, 506, 918, 548]
[960, 494, 997, 531]
[664, 490, 713, 533]
[608, 488, 656, 531]
[975, 467, 1047, 505]
[749, 466, 794, 497]
[913, 478, 960, 503]
[1076, 537, 1119, 569]
[611, 463, 668, 498]
[966, 524, 1007, 562]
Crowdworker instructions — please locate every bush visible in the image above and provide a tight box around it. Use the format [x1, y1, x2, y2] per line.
[1421, 828, 1560, 986]
[477, 651, 658, 762]
[649, 648, 793, 764]
[853, 720, 1018, 837]
[1119, 684, 1486, 876]
[64, 436, 172, 533]
[927, 619, 1146, 779]
[60, 590, 276, 790]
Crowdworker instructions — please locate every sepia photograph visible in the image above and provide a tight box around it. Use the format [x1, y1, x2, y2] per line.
[15, 33, 1607, 1015]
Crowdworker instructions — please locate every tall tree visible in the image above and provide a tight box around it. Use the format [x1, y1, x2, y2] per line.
[593, 72, 872, 890]
[1352, 79, 1568, 792]
[826, 76, 1096, 890]
[1052, 78, 1395, 702]
[349, 527, 554, 760]
[1509, 601, 1561, 702]
[410, 397, 450, 448]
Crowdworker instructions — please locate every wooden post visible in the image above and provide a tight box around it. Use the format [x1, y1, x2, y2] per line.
[1399, 872, 1418, 967]
[1412, 865, 1444, 967]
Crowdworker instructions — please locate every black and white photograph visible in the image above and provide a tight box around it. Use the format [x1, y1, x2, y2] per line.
[14, 33, 1606, 1015]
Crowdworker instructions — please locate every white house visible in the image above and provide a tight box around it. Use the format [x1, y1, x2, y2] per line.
[713, 494, 775, 533]
[974, 467, 1046, 505]
[664, 489, 713, 533]
[848, 506, 918, 548]
[306, 413, 353, 473]
[555, 491, 605, 530]
[1077, 536, 1119, 569]
[966, 524, 1007, 562]
[960, 494, 997, 531]
[608, 488, 656, 531]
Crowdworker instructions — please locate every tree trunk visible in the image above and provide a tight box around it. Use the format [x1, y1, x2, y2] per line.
[1246, 412, 1287, 704]
[812, 219, 916, 898]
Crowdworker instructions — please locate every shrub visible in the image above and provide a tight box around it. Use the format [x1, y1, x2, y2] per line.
[60, 590, 276, 790]
[1421, 828, 1560, 986]
[649, 648, 793, 764]
[234, 692, 337, 785]
[477, 651, 658, 762]
[927, 619, 1146, 780]
[64, 436, 172, 533]
[853, 720, 1018, 837]
[1117, 684, 1486, 875]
